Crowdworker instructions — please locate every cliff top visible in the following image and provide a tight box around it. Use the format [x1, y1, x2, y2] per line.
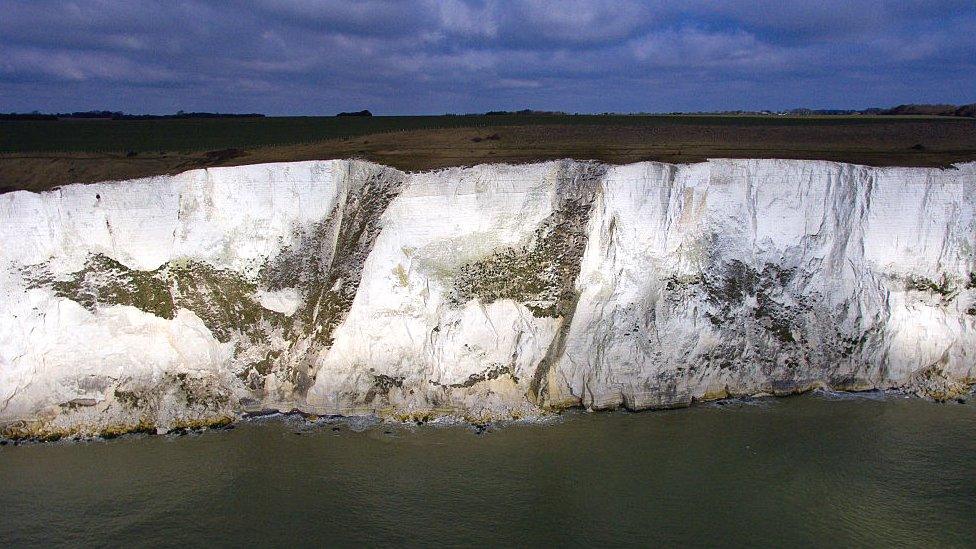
[2, 115, 975, 193]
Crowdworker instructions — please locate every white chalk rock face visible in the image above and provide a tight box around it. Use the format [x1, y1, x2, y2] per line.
[546, 160, 976, 409]
[0, 159, 974, 438]
[306, 162, 582, 418]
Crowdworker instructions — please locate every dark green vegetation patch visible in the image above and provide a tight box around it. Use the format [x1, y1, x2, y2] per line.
[660, 257, 883, 373]
[46, 254, 175, 319]
[0, 116, 476, 153]
[25, 254, 285, 343]
[904, 274, 958, 299]
[452, 162, 605, 317]
[701, 260, 805, 344]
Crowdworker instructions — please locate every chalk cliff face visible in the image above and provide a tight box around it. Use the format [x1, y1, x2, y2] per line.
[1, 159, 974, 438]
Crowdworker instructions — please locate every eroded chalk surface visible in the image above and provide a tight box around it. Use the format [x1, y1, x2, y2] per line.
[1, 159, 974, 438]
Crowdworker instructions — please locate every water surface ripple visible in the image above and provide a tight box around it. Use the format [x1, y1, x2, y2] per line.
[2, 394, 974, 547]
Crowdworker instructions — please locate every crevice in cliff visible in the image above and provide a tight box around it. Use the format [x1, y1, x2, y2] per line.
[451, 161, 605, 317]
[256, 163, 406, 394]
[262, 164, 404, 346]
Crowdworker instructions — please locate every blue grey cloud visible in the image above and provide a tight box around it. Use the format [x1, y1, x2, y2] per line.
[0, 0, 973, 114]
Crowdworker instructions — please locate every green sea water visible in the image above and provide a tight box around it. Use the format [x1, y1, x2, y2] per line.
[1, 393, 974, 547]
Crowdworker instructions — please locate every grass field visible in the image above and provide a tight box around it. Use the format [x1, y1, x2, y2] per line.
[1, 114, 967, 154]
[1, 116, 480, 153]
[2, 115, 975, 192]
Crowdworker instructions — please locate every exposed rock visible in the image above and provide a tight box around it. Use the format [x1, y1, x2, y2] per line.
[1, 159, 974, 438]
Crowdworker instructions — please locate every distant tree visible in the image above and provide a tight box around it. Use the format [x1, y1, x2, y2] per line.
[954, 104, 976, 117]
[336, 110, 372, 117]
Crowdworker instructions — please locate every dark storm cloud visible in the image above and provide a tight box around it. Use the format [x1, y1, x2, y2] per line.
[0, 0, 973, 114]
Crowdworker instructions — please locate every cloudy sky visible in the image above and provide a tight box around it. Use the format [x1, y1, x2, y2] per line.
[1, 0, 974, 114]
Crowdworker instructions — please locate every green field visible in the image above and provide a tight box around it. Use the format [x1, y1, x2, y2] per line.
[3, 114, 974, 193]
[0, 114, 961, 154]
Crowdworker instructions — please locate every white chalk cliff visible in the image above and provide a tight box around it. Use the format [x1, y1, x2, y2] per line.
[1, 159, 974, 438]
